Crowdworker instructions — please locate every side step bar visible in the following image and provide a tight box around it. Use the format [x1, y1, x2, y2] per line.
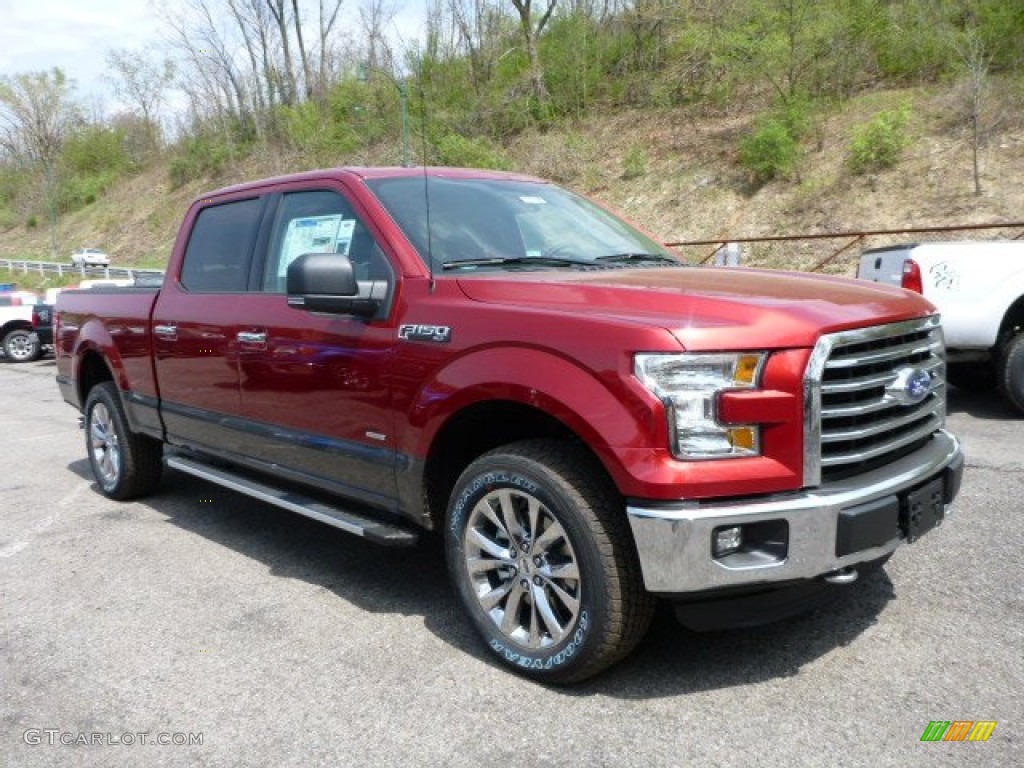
[165, 455, 419, 547]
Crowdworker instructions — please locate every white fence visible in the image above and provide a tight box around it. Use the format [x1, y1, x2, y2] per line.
[0, 259, 164, 282]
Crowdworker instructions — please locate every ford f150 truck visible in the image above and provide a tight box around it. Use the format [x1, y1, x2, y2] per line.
[857, 241, 1024, 414]
[55, 167, 964, 682]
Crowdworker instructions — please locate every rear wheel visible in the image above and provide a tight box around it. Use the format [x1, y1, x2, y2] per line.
[1000, 333, 1024, 415]
[445, 439, 654, 683]
[84, 382, 163, 499]
[3, 329, 41, 363]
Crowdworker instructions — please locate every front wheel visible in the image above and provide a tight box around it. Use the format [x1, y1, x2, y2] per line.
[3, 329, 41, 362]
[1000, 333, 1024, 416]
[84, 382, 163, 499]
[445, 440, 654, 683]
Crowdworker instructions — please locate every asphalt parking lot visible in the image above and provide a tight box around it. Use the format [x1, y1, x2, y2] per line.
[1, 357, 1021, 767]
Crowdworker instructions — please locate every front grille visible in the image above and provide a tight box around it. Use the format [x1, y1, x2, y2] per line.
[804, 316, 946, 486]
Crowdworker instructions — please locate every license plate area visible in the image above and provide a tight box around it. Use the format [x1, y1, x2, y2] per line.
[900, 477, 945, 543]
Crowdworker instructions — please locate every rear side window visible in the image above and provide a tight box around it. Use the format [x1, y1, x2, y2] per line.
[180, 198, 263, 292]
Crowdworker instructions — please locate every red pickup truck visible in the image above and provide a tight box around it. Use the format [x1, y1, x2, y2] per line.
[55, 167, 964, 682]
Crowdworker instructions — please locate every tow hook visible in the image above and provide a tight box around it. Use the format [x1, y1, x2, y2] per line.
[824, 567, 858, 585]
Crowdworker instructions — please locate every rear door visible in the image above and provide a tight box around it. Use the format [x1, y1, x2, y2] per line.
[153, 196, 267, 456]
[233, 184, 401, 508]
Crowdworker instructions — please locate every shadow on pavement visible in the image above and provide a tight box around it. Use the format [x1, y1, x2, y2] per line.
[946, 386, 1020, 420]
[69, 460, 896, 699]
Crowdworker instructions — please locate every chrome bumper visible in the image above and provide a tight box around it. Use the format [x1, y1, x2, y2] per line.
[627, 430, 963, 594]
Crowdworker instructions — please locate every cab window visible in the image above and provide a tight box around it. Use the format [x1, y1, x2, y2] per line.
[180, 198, 263, 292]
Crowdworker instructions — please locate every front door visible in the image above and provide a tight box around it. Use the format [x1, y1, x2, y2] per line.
[234, 186, 400, 509]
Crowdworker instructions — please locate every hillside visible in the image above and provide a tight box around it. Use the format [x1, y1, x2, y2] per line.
[1, 81, 1022, 280]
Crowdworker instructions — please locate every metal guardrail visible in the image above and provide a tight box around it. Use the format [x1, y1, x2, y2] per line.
[665, 221, 1024, 273]
[0, 259, 164, 281]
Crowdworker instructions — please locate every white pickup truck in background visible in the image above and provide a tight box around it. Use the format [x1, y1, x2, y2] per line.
[857, 241, 1024, 414]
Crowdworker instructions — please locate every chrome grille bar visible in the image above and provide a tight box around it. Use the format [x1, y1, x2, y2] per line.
[804, 315, 946, 486]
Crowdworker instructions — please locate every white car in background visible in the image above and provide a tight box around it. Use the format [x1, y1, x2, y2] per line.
[70, 248, 111, 266]
[857, 241, 1024, 414]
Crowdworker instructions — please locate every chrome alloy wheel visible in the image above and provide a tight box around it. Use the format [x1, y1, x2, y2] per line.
[462, 488, 581, 649]
[89, 402, 121, 487]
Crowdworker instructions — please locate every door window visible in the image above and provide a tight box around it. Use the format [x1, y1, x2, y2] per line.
[180, 198, 263, 292]
[262, 190, 394, 314]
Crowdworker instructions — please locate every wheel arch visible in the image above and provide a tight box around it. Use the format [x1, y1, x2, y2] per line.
[997, 292, 1024, 347]
[407, 347, 660, 528]
[1, 319, 32, 337]
[422, 399, 617, 528]
[76, 348, 116, 406]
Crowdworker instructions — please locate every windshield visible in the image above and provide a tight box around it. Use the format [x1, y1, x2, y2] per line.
[364, 176, 680, 272]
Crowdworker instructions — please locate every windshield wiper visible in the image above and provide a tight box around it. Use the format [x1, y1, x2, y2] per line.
[443, 255, 592, 270]
[594, 253, 681, 266]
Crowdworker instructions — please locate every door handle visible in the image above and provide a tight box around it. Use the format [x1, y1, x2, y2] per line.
[154, 324, 177, 341]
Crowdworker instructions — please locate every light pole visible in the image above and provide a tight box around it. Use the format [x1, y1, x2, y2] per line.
[358, 64, 410, 167]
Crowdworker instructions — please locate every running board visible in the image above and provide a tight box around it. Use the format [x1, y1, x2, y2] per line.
[165, 455, 419, 547]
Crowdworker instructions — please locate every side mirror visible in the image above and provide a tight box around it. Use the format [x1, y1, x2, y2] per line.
[286, 252, 379, 317]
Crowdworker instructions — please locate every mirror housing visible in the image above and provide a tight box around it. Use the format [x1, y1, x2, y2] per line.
[286, 252, 380, 317]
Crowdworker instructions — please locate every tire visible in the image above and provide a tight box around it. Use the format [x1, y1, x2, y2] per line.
[3, 329, 41, 363]
[945, 361, 996, 392]
[445, 439, 654, 683]
[999, 333, 1024, 416]
[84, 382, 163, 499]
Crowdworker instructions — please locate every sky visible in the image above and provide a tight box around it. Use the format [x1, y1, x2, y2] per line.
[0, 0, 166, 113]
[0, 0, 424, 117]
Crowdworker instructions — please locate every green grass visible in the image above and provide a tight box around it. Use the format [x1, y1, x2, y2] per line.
[0, 268, 81, 294]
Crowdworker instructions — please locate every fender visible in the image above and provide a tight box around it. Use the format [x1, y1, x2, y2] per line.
[401, 343, 806, 503]
[69, 317, 140, 427]
[405, 345, 653, 495]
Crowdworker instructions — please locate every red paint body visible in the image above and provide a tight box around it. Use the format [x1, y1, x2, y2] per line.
[55, 167, 935, 526]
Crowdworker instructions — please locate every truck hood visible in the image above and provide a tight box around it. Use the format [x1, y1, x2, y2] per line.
[456, 267, 933, 350]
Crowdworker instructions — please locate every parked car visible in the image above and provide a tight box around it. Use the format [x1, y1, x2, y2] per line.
[55, 167, 963, 682]
[857, 241, 1024, 414]
[1, 294, 44, 362]
[70, 248, 111, 266]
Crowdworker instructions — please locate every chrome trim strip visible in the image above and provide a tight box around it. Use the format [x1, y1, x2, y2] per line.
[820, 416, 942, 466]
[825, 338, 936, 368]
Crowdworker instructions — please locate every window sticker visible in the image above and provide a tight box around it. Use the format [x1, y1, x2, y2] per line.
[277, 215, 355, 277]
[519, 196, 547, 205]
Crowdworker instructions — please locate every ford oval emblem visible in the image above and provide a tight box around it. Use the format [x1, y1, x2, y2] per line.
[886, 367, 933, 405]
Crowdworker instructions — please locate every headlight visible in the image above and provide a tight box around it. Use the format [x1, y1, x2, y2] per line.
[635, 352, 766, 459]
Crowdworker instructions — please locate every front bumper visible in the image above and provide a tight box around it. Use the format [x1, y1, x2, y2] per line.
[627, 430, 963, 594]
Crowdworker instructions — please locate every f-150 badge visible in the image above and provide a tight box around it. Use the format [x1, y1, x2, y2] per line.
[399, 324, 452, 343]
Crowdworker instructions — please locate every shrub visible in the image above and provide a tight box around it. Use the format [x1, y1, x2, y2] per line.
[280, 98, 361, 163]
[739, 118, 800, 183]
[621, 144, 648, 179]
[847, 107, 911, 174]
[433, 133, 509, 170]
[168, 135, 235, 189]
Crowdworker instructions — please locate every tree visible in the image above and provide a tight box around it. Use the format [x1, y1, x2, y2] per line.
[0, 68, 79, 254]
[509, 0, 558, 106]
[954, 27, 1000, 197]
[105, 49, 176, 151]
